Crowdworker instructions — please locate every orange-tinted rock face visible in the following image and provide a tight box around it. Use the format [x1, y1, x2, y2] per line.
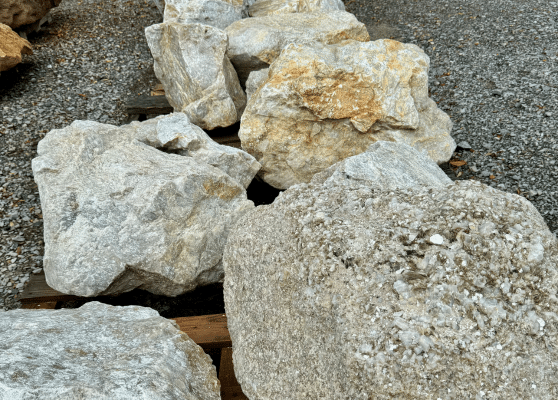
[239, 39, 455, 189]
[0, 23, 32, 72]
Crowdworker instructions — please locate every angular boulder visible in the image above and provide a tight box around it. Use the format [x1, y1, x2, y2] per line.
[224, 178, 558, 399]
[0, 0, 61, 29]
[225, 10, 369, 85]
[311, 141, 452, 188]
[164, 0, 242, 30]
[0, 302, 221, 399]
[139, 113, 261, 188]
[245, 0, 345, 17]
[31, 116, 256, 297]
[0, 23, 32, 72]
[146, 22, 246, 130]
[240, 39, 455, 189]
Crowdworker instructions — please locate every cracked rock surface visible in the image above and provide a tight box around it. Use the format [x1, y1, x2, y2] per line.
[32, 116, 254, 297]
[224, 176, 558, 399]
[0, 301, 221, 399]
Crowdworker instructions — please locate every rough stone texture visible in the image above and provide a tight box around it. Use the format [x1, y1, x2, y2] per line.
[239, 39, 455, 189]
[0, 0, 61, 29]
[146, 22, 246, 130]
[225, 10, 369, 85]
[311, 141, 452, 189]
[31, 117, 254, 297]
[224, 178, 558, 399]
[245, 0, 344, 17]
[0, 23, 32, 72]
[245, 67, 268, 103]
[164, 0, 242, 30]
[139, 113, 260, 188]
[0, 302, 220, 399]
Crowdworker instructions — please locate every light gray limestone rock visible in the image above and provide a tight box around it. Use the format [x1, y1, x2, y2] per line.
[31, 117, 255, 297]
[146, 22, 246, 130]
[245, 67, 269, 103]
[225, 10, 369, 85]
[164, 0, 242, 30]
[224, 179, 558, 399]
[0, 302, 220, 399]
[243, 0, 344, 17]
[239, 39, 456, 189]
[311, 141, 452, 188]
[139, 113, 260, 188]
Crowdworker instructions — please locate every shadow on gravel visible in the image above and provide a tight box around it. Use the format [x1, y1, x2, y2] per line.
[0, 63, 35, 96]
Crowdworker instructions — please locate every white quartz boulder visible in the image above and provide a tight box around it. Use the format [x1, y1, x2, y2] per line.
[0, 302, 221, 399]
[224, 177, 558, 399]
[164, 0, 242, 30]
[225, 10, 369, 85]
[146, 22, 246, 130]
[31, 116, 256, 297]
[240, 39, 456, 189]
[244, 67, 269, 103]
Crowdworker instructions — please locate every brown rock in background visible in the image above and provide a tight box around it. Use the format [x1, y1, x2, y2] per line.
[0, 23, 32, 72]
[0, 0, 62, 29]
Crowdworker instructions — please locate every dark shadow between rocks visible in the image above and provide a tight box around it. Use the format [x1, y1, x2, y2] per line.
[247, 175, 282, 206]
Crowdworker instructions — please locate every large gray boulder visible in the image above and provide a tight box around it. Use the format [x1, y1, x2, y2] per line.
[244, 67, 269, 103]
[146, 22, 246, 130]
[164, 0, 242, 30]
[243, 0, 344, 17]
[0, 302, 221, 399]
[225, 10, 369, 85]
[31, 115, 256, 297]
[240, 39, 455, 189]
[224, 177, 558, 399]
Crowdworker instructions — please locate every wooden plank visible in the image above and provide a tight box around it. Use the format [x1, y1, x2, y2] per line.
[125, 95, 173, 115]
[213, 134, 241, 148]
[171, 314, 231, 350]
[220, 347, 248, 400]
[18, 272, 81, 303]
[20, 301, 58, 309]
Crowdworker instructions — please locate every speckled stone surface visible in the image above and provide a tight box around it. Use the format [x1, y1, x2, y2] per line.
[224, 176, 558, 399]
[0, 302, 221, 399]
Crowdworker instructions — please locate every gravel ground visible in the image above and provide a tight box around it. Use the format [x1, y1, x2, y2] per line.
[1, 0, 557, 311]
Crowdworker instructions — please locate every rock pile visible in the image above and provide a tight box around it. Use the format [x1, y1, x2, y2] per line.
[32, 113, 258, 297]
[0, 302, 220, 399]
[0, 23, 32, 73]
[223, 143, 558, 399]
[22, 1, 558, 398]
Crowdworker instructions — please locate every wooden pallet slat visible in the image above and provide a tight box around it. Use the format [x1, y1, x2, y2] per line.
[172, 314, 231, 350]
[18, 272, 80, 303]
[125, 95, 173, 115]
[220, 347, 248, 400]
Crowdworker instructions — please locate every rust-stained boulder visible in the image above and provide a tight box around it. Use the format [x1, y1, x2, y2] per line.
[0, 23, 32, 72]
[239, 39, 456, 189]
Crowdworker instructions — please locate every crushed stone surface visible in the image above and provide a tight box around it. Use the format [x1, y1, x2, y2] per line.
[1, 0, 557, 310]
